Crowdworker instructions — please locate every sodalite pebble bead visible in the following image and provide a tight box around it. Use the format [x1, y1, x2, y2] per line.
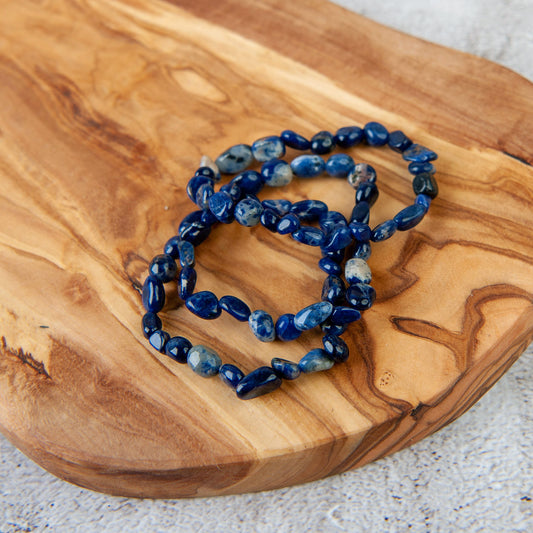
[330, 306, 361, 325]
[165, 336, 192, 363]
[347, 163, 377, 189]
[234, 196, 263, 226]
[178, 266, 196, 300]
[290, 155, 326, 178]
[231, 170, 264, 195]
[142, 275, 165, 313]
[220, 182, 242, 202]
[179, 210, 211, 245]
[208, 191, 235, 223]
[294, 301, 334, 331]
[249, 310, 276, 342]
[334, 126, 363, 148]
[177, 240, 195, 268]
[201, 209, 218, 226]
[149, 254, 177, 283]
[393, 203, 426, 231]
[187, 175, 213, 203]
[349, 221, 371, 242]
[321, 274, 345, 304]
[319, 211, 347, 233]
[163, 235, 181, 259]
[195, 181, 214, 210]
[275, 313, 302, 341]
[402, 144, 438, 163]
[261, 159, 293, 187]
[271, 358, 301, 380]
[149, 330, 169, 353]
[345, 258, 372, 285]
[322, 334, 349, 363]
[277, 213, 300, 234]
[350, 201, 370, 224]
[413, 172, 439, 199]
[356, 182, 379, 207]
[387, 130, 412, 153]
[260, 208, 280, 232]
[185, 291, 221, 319]
[187, 345, 222, 377]
[291, 200, 328, 222]
[262, 198, 291, 216]
[318, 257, 342, 276]
[345, 283, 376, 310]
[364, 121, 389, 146]
[408, 161, 435, 175]
[291, 226, 325, 247]
[215, 143, 254, 174]
[321, 225, 352, 252]
[219, 363, 245, 389]
[326, 153, 355, 177]
[371, 219, 397, 241]
[219, 295, 251, 322]
[280, 129, 311, 150]
[353, 242, 372, 261]
[199, 155, 221, 182]
[236, 366, 282, 400]
[416, 194, 432, 212]
[311, 131, 336, 154]
[142, 312, 162, 339]
[299, 348, 334, 373]
[321, 319, 348, 336]
[252, 136, 286, 162]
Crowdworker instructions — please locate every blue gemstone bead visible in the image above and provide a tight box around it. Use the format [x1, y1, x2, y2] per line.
[325, 153, 355, 177]
[321, 275, 345, 304]
[349, 222, 372, 242]
[208, 191, 235, 223]
[195, 166, 216, 180]
[163, 236, 181, 259]
[321, 225, 352, 253]
[319, 211, 347, 233]
[195, 181, 214, 210]
[234, 197, 263, 227]
[280, 129, 311, 150]
[187, 175, 213, 203]
[353, 242, 372, 260]
[408, 161, 435, 175]
[261, 159, 293, 187]
[318, 257, 342, 276]
[219, 295, 251, 322]
[331, 306, 361, 325]
[371, 219, 398, 241]
[299, 349, 334, 373]
[321, 320, 348, 336]
[142, 312, 162, 339]
[346, 283, 376, 310]
[215, 144, 254, 174]
[277, 213, 300, 234]
[236, 366, 282, 400]
[260, 208, 280, 232]
[294, 301, 334, 331]
[185, 291, 221, 319]
[402, 144, 438, 163]
[201, 209, 218, 226]
[219, 363, 245, 389]
[178, 266, 196, 300]
[271, 358, 301, 380]
[275, 313, 302, 341]
[290, 155, 326, 178]
[165, 336, 192, 363]
[249, 310, 276, 342]
[290, 200, 328, 222]
[345, 258, 372, 284]
[413, 172, 439, 199]
[261, 199, 291, 216]
[364, 121, 389, 146]
[387, 130, 413, 152]
[149, 330, 170, 353]
[322, 248, 345, 262]
[311, 131, 335, 154]
[292, 226, 325, 247]
[220, 182, 242, 202]
[415, 194, 432, 212]
[356, 182, 379, 206]
[334, 126, 363, 148]
[252, 136, 286, 162]
[177, 240, 195, 268]
[393, 204, 426, 231]
[179, 210, 211, 245]
[187, 345, 222, 377]
[350, 201, 370, 224]
[230, 170, 265, 195]
[142, 275, 165, 313]
[322, 334, 349, 363]
[149, 254, 178, 282]
[347, 163, 377, 189]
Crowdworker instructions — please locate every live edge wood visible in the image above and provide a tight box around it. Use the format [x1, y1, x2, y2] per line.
[0, 0, 532, 498]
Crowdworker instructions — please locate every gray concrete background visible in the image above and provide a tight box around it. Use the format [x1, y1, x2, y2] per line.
[1, 1, 532, 531]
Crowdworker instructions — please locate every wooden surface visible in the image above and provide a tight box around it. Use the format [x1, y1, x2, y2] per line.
[0, 0, 532, 498]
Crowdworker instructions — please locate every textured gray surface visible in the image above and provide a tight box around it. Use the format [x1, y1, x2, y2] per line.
[1, 1, 532, 532]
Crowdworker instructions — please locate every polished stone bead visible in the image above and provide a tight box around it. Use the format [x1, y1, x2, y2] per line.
[352, 242, 372, 260]
[350, 201, 370, 224]
[200, 155, 221, 182]
[252, 136, 286, 162]
[231, 170, 265, 195]
[290, 155, 326, 178]
[165, 336, 192, 364]
[187, 175, 213, 203]
[402, 144, 438, 163]
[408, 161, 435, 175]
[319, 211, 347, 233]
[280, 129, 311, 150]
[219, 295, 251, 322]
[349, 222, 371, 242]
[178, 266, 196, 300]
[415, 193, 432, 212]
[275, 313, 302, 341]
[149, 330, 170, 353]
[249, 310, 276, 342]
[321, 275, 345, 304]
[142, 312, 162, 339]
[321, 319, 348, 336]
[299, 348, 334, 373]
[219, 363, 245, 389]
[290, 199, 328, 222]
[321, 225, 352, 252]
[215, 144, 253, 174]
[322, 334, 349, 363]
[371, 219, 398, 241]
[194, 166, 216, 180]
[163, 236, 181, 259]
[149, 253, 178, 282]
[220, 182, 242, 202]
[346, 283, 376, 310]
[236, 366, 282, 399]
[208, 191, 235, 223]
[334, 126, 363, 148]
[413, 172, 439, 198]
[294, 301, 334, 331]
[325, 153, 355, 177]
[195, 181, 214, 210]
[394, 203, 426, 231]
[322, 248, 345, 262]
[262, 199, 291, 216]
[364, 121, 389, 146]
[311, 131, 336, 154]
[387, 130, 412, 152]
[347, 163, 377, 189]
[185, 291, 221, 319]
[201, 209, 218, 226]
[177, 240, 195, 268]
[277, 213, 300, 234]
[187, 345, 221, 377]
[356, 182, 379, 206]
[178, 210, 211, 245]
[292, 226, 325, 247]
[345, 257, 372, 285]
[234, 197, 263, 227]
[318, 257, 342, 276]
[260, 208, 280, 232]
[331, 306, 361, 325]
[261, 159, 293, 187]
[271, 358, 301, 380]
[142, 275, 165, 313]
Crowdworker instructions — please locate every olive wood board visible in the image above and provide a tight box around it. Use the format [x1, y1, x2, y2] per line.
[0, 0, 532, 498]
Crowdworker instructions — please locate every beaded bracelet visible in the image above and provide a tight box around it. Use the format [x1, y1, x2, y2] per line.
[141, 122, 438, 399]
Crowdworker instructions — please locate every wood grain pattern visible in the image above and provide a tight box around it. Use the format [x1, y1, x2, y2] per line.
[0, 0, 532, 497]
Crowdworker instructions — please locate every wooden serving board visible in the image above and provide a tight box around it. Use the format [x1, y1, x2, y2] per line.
[0, 0, 532, 498]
